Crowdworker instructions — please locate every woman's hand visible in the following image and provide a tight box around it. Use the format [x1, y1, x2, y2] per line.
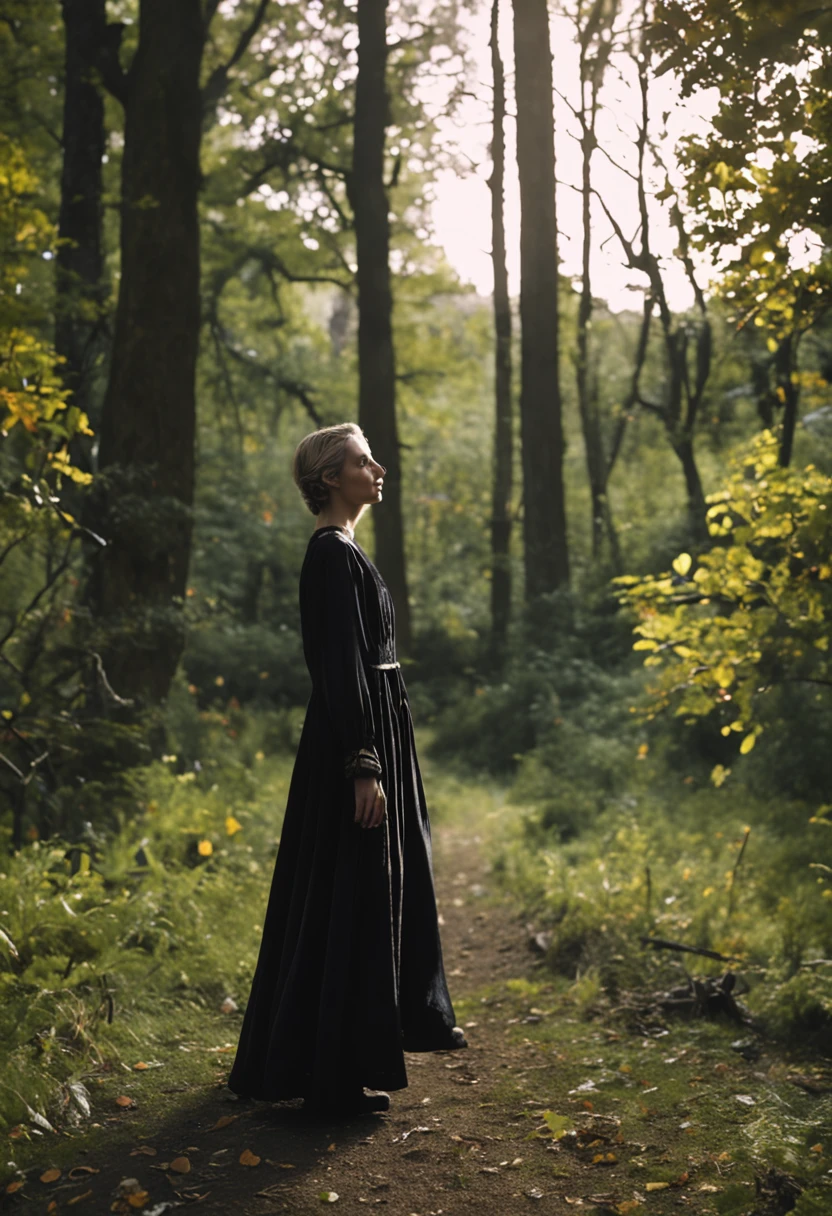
[354, 775, 387, 829]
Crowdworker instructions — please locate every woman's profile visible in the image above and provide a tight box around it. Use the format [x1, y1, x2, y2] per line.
[227, 422, 466, 1115]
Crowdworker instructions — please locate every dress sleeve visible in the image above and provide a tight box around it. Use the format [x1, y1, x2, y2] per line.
[312, 537, 383, 782]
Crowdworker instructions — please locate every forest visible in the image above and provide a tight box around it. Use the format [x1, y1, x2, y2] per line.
[1, 0, 831, 1211]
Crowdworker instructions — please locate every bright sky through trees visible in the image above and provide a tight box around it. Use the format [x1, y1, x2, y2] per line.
[427, 1, 720, 312]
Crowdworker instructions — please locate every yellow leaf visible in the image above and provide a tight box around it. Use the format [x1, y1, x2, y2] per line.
[239, 1149, 261, 1166]
[739, 733, 757, 755]
[67, 1190, 93, 1205]
[225, 815, 243, 836]
[672, 552, 692, 576]
[645, 1182, 670, 1191]
[197, 839, 213, 857]
[39, 1168, 61, 1183]
[711, 764, 731, 788]
[210, 1114, 237, 1131]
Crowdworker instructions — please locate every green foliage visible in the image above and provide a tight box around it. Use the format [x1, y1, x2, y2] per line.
[614, 430, 832, 773]
[0, 741, 294, 1134]
[494, 753, 832, 1038]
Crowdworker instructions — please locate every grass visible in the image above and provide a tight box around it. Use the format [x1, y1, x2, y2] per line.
[452, 973, 832, 1215]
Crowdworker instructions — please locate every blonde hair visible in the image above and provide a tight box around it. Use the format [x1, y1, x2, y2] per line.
[292, 422, 363, 515]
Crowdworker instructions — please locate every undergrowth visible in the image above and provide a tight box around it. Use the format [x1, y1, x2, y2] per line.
[490, 749, 832, 1045]
[0, 706, 302, 1139]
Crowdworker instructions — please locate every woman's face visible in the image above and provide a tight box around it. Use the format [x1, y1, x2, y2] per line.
[328, 435, 386, 507]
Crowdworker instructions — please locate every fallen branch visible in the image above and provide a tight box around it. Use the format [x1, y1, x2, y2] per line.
[640, 936, 742, 964]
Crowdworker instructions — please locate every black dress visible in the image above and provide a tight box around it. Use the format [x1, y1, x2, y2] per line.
[227, 524, 459, 1104]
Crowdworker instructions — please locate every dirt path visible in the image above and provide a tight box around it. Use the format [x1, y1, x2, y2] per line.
[8, 805, 829, 1215]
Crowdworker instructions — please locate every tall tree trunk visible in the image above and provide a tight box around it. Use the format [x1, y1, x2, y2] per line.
[347, 0, 411, 654]
[576, 124, 606, 560]
[573, 0, 619, 563]
[83, 0, 204, 709]
[56, 0, 107, 445]
[511, 0, 569, 601]
[488, 0, 513, 661]
[776, 333, 799, 467]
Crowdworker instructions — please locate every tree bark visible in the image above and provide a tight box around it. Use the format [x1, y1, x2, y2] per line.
[56, 0, 107, 444]
[511, 0, 569, 601]
[488, 0, 513, 660]
[776, 334, 799, 467]
[83, 0, 204, 709]
[347, 0, 411, 654]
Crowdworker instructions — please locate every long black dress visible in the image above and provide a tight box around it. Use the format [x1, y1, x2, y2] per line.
[227, 523, 459, 1104]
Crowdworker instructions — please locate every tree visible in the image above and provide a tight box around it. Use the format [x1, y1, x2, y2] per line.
[568, 0, 624, 564]
[82, 0, 206, 711]
[594, 5, 711, 532]
[614, 430, 832, 775]
[55, 0, 108, 445]
[0, 136, 93, 846]
[511, 0, 570, 602]
[347, 0, 411, 653]
[488, 0, 513, 657]
[652, 0, 832, 467]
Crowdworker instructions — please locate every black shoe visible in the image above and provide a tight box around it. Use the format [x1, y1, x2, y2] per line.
[448, 1026, 468, 1049]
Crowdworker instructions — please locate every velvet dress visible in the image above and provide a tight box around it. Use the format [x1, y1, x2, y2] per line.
[227, 523, 460, 1104]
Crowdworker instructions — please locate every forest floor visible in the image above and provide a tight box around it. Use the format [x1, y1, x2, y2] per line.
[4, 775, 831, 1216]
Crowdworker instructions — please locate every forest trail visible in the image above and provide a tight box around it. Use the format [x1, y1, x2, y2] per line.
[10, 792, 828, 1216]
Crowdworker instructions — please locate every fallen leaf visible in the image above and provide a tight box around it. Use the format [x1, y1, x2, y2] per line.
[542, 1111, 574, 1140]
[734, 1094, 755, 1106]
[130, 1146, 157, 1157]
[319, 1192, 339, 1203]
[67, 1189, 94, 1205]
[127, 1190, 149, 1207]
[277, 1163, 296, 1170]
[5, 1180, 24, 1194]
[210, 1114, 237, 1131]
[68, 1167, 100, 1179]
[239, 1149, 260, 1166]
[115, 1095, 136, 1108]
[169, 1156, 191, 1173]
[327, 1142, 336, 1152]
[698, 1183, 721, 1192]
[645, 1182, 670, 1192]
[40, 1168, 61, 1183]
[592, 1153, 617, 1165]
[133, 1062, 149, 1071]
[527, 1188, 544, 1199]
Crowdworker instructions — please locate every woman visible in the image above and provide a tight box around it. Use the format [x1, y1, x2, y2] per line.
[227, 422, 465, 1115]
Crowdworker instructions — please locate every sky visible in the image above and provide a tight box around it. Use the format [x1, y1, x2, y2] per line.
[423, 0, 721, 314]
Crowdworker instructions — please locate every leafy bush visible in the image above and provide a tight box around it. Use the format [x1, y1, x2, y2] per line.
[0, 745, 293, 1134]
[614, 430, 832, 786]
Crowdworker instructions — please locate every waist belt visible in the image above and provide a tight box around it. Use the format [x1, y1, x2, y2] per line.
[369, 661, 400, 669]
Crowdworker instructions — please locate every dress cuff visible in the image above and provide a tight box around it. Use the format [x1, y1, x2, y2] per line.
[345, 745, 383, 779]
